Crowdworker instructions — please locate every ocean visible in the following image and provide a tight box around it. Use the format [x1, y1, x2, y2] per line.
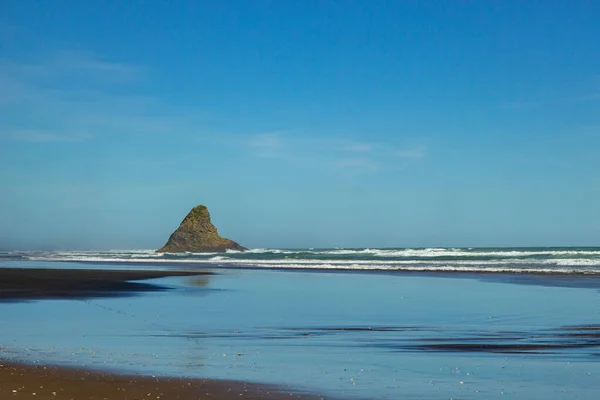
[7, 246, 600, 274]
[2, 248, 600, 399]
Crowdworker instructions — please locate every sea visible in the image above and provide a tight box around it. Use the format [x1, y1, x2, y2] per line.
[5, 246, 600, 274]
[2, 247, 600, 399]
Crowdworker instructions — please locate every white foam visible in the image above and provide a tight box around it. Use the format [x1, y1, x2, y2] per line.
[239, 248, 600, 258]
[20, 247, 600, 276]
[23, 256, 600, 275]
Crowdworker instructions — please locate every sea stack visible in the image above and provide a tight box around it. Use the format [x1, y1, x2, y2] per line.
[157, 205, 247, 253]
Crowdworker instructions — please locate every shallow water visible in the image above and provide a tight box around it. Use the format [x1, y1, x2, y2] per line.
[1, 261, 600, 399]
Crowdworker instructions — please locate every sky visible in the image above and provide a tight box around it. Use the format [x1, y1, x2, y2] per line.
[1, 1, 599, 250]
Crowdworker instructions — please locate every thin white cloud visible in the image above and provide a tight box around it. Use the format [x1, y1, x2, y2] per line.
[329, 158, 379, 172]
[232, 132, 424, 172]
[0, 75, 30, 106]
[0, 51, 146, 113]
[575, 93, 600, 102]
[53, 50, 143, 76]
[341, 142, 373, 152]
[503, 100, 547, 111]
[0, 50, 201, 143]
[229, 133, 383, 172]
[0, 50, 145, 81]
[8, 130, 92, 143]
[247, 133, 285, 149]
[239, 132, 289, 159]
[504, 92, 600, 110]
[396, 145, 427, 158]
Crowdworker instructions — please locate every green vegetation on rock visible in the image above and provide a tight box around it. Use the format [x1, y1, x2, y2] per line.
[157, 205, 247, 253]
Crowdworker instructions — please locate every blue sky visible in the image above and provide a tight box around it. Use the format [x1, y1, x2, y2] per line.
[1, 1, 599, 250]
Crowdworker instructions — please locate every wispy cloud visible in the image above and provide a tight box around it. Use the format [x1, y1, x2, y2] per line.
[341, 141, 373, 152]
[247, 132, 285, 149]
[0, 50, 199, 144]
[239, 132, 289, 159]
[52, 50, 144, 76]
[504, 92, 600, 110]
[575, 93, 600, 102]
[8, 129, 92, 143]
[232, 131, 424, 172]
[329, 158, 380, 171]
[0, 50, 145, 83]
[503, 100, 547, 111]
[396, 145, 427, 159]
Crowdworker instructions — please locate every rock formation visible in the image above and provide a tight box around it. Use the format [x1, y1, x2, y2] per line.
[157, 205, 247, 253]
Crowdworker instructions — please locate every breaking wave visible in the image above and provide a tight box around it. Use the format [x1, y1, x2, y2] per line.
[9, 247, 600, 275]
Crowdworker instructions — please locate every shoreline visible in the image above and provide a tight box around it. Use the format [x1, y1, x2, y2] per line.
[0, 267, 211, 301]
[0, 268, 327, 398]
[0, 360, 323, 399]
[12, 259, 600, 277]
[2, 264, 600, 297]
[22, 261, 600, 290]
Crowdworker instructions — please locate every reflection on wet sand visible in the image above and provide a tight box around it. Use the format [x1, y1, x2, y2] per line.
[179, 324, 600, 355]
[186, 275, 212, 288]
[411, 324, 600, 353]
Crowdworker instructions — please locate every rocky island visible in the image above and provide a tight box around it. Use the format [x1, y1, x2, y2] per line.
[157, 205, 247, 253]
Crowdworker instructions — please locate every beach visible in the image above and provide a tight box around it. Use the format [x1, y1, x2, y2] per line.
[2, 250, 600, 399]
[0, 361, 319, 399]
[0, 266, 322, 399]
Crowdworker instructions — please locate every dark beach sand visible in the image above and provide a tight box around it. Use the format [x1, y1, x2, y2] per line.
[0, 361, 321, 399]
[0, 268, 210, 301]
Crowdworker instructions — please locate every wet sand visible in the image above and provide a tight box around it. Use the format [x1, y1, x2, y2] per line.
[0, 268, 210, 301]
[3, 265, 600, 399]
[0, 268, 323, 399]
[0, 361, 320, 399]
